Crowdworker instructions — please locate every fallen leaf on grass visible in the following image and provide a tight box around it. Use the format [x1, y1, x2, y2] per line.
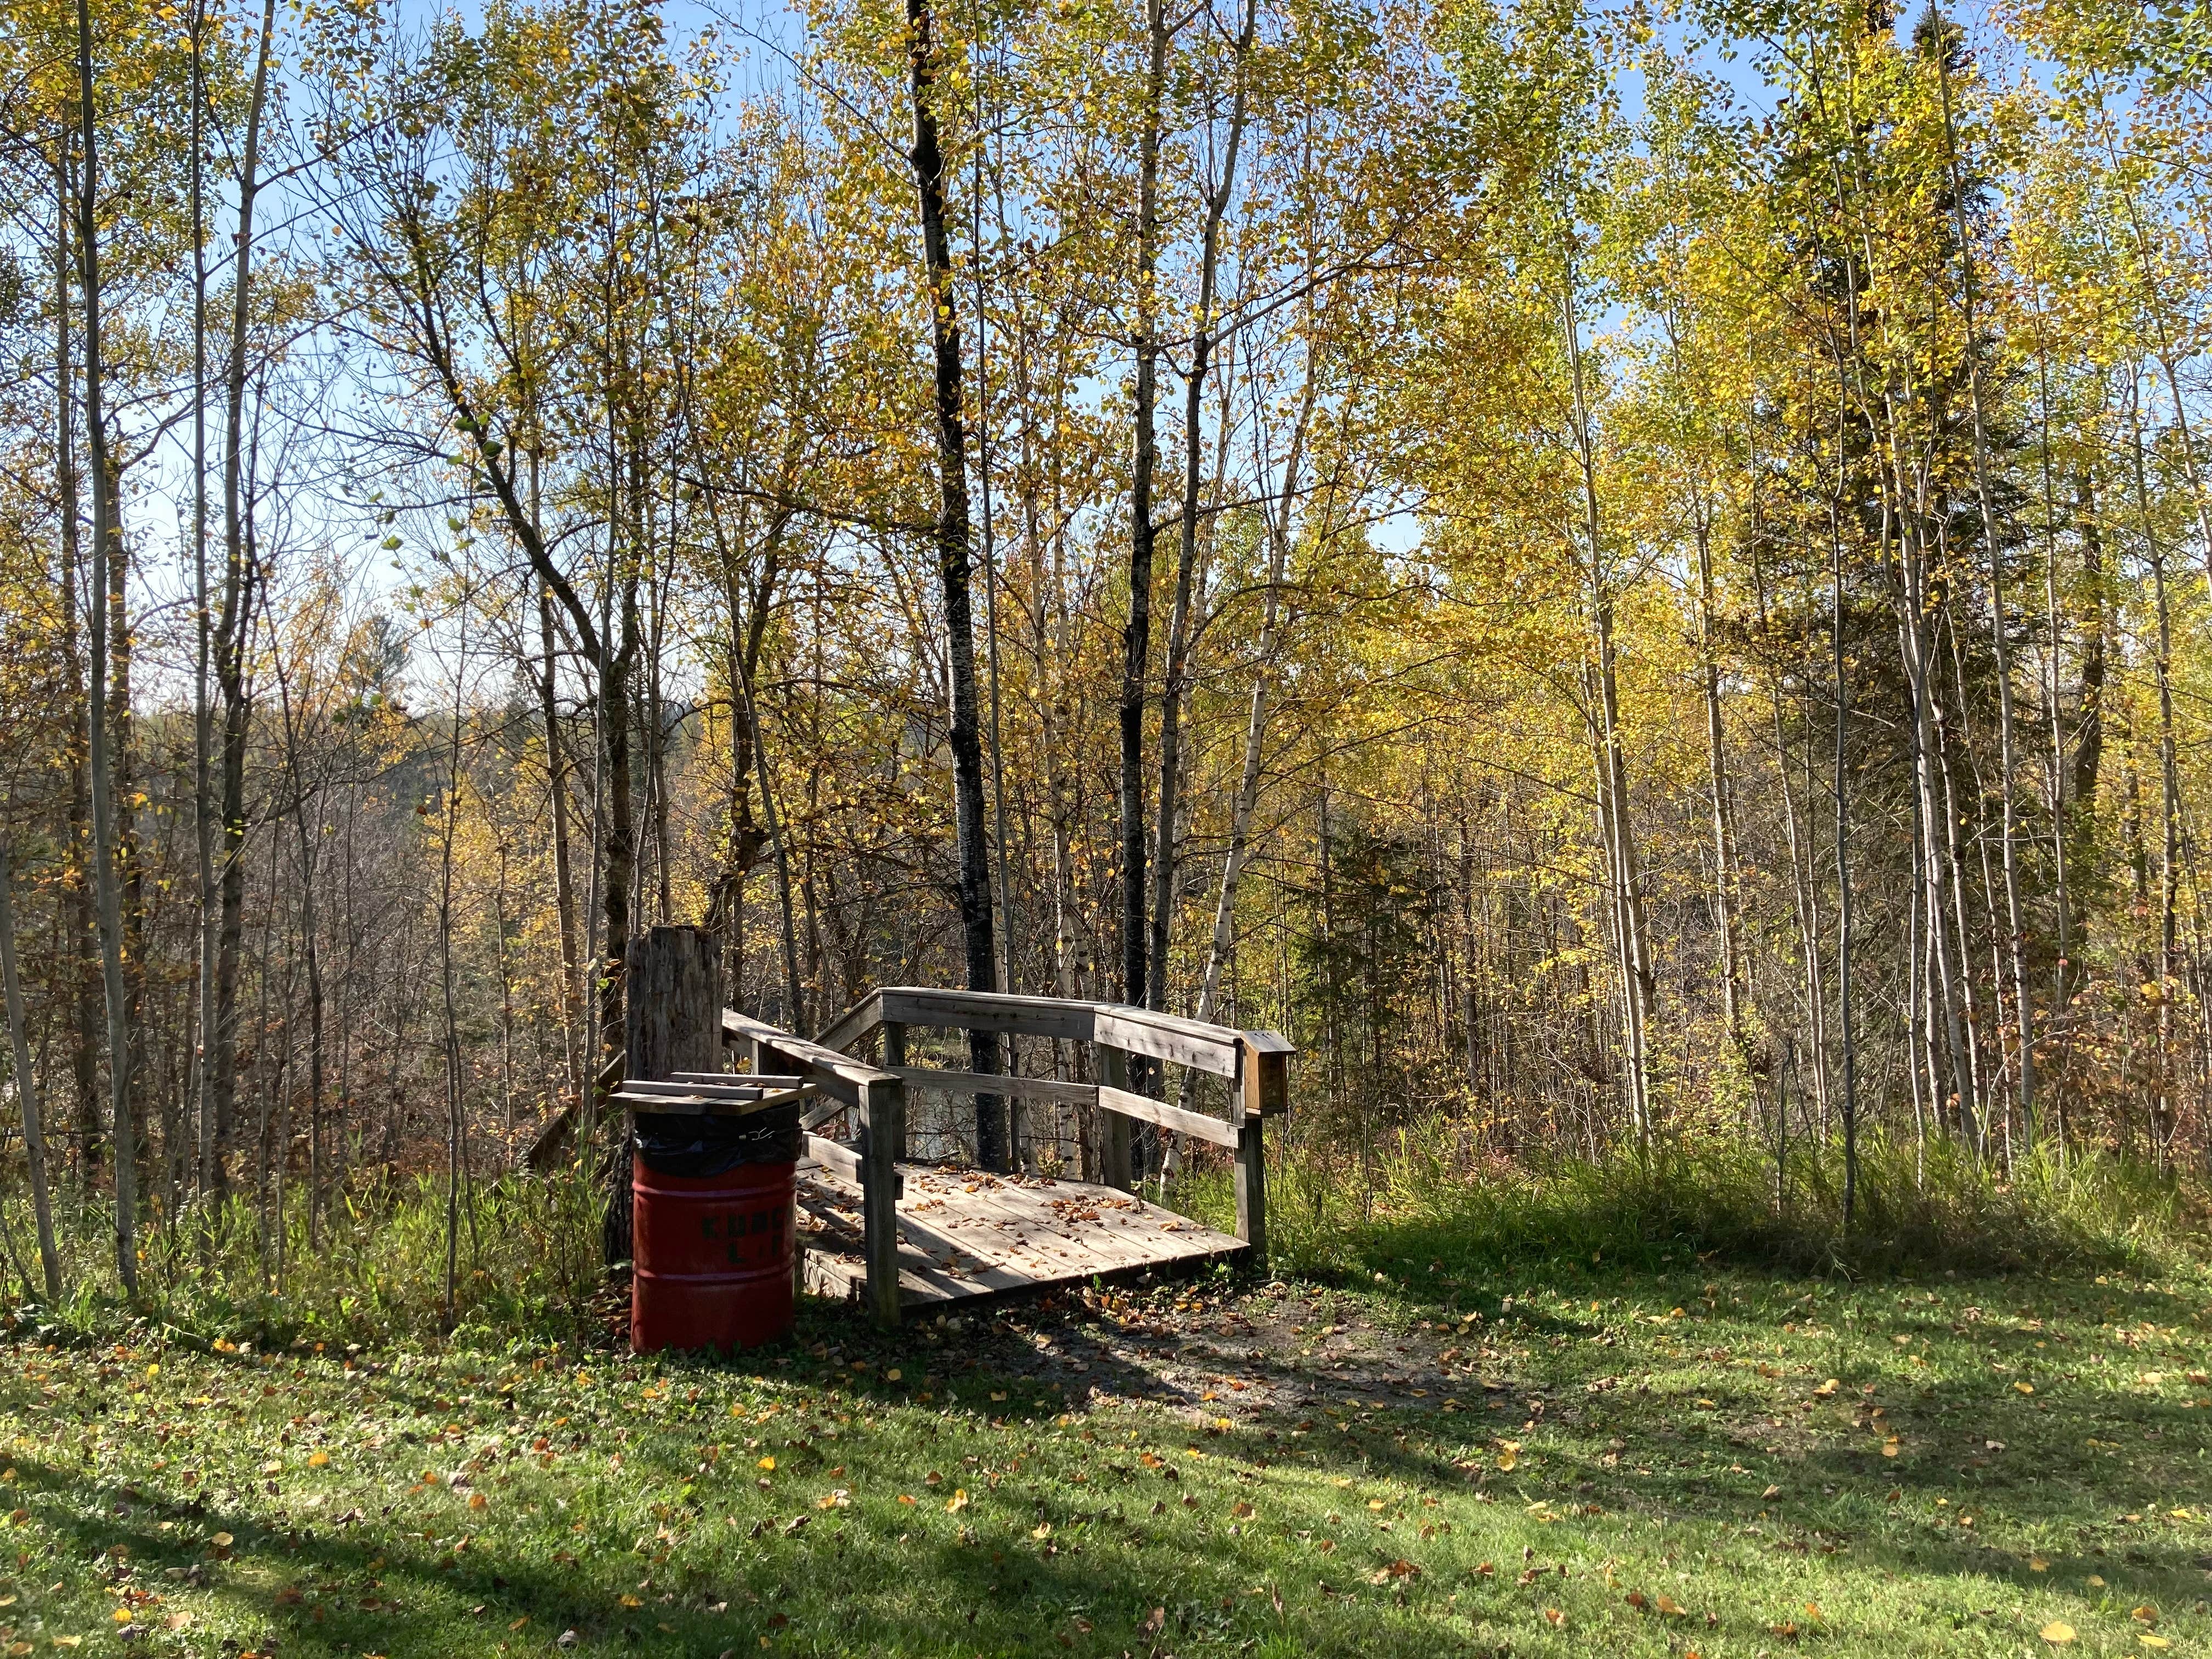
[945, 1489, 969, 1513]
[2041, 1621, 2076, 1645]
[1655, 1595, 1687, 1617]
[2140, 1637, 2171, 1650]
[1542, 1608, 1566, 1627]
[307, 1451, 329, 1468]
[2132, 1606, 2160, 1626]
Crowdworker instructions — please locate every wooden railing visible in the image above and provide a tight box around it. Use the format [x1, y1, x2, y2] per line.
[721, 988, 1294, 1329]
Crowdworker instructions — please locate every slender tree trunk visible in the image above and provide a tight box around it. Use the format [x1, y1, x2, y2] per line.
[1561, 238, 1655, 1152]
[1147, 0, 1257, 1019]
[439, 617, 467, 1321]
[2128, 375, 2181, 1165]
[1936, 37, 2034, 1146]
[53, 149, 102, 1187]
[1190, 377, 1312, 1038]
[2034, 342, 2070, 1139]
[907, 0, 1004, 1168]
[0, 840, 63, 1301]
[1120, 0, 1170, 1011]
[1826, 496, 1857, 1227]
[538, 576, 583, 1099]
[210, 0, 276, 1203]
[1690, 487, 1745, 1064]
[72, 0, 138, 1294]
[189, 0, 216, 1218]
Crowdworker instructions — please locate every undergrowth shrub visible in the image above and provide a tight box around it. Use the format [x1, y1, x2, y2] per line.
[2, 1171, 607, 1350]
[1169, 1122, 2193, 1283]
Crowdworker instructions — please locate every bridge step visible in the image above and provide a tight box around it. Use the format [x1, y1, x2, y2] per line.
[794, 1160, 1244, 1307]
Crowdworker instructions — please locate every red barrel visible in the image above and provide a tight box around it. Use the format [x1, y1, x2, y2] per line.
[631, 1150, 796, 1353]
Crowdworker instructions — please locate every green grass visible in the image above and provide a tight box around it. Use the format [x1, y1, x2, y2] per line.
[1172, 1127, 2188, 1280]
[0, 1249, 2205, 1658]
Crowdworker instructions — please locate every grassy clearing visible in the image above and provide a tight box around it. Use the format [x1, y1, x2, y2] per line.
[0, 1242, 2205, 1658]
[1171, 1130, 2187, 1280]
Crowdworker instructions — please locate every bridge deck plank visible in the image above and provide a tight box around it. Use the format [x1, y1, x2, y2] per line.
[794, 1161, 1242, 1307]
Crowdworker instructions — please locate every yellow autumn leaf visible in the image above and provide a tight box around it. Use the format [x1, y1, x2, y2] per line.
[945, 1488, 969, 1513]
[308, 1451, 330, 1468]
[469, 1492, 488, 1510]
[1496, 1441, 1520, 1472]
[110, 1610, 132, 1625]
[757, 1457, 775, 1472]
[619, 1594, 642, 1608]
[2140, 1636, 2171, 1650]
[2041, 1621, 2076, 1645]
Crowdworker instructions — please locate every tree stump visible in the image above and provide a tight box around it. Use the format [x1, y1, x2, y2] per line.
[605, 925, 721, 1266]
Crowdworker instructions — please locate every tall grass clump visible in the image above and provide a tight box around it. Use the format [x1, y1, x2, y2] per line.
[1166, 1118, 2194, 1285]
[0, 1170, 608, 1351]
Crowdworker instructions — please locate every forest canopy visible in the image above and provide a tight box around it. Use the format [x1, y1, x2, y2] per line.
[2, 0, 2209, 1302]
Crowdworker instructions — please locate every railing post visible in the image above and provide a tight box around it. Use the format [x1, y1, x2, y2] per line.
[880, 1021, 907, 1159]
[1234, 1034, 1285, 1273]
[1097, 1044, 1133, 1192]
[858, 1073, 905, 1329]
[1233, 1112, 1267, 1270]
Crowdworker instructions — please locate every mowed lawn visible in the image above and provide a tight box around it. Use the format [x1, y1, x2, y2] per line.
[0, 1259, 2204, 1658]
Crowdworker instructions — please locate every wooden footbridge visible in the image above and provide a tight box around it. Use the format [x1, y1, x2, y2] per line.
[602, 929, 1293, 1329]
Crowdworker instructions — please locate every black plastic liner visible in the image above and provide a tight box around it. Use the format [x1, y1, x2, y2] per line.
[633, 1102, 802, 1177]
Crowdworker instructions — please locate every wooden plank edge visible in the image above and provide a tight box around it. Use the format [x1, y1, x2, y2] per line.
[1096, 1084, 1239, 1148]
[894, 1067, 1095, 1107]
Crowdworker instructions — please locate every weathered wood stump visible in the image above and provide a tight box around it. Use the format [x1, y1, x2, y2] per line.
[605, 926, 721, 1266]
